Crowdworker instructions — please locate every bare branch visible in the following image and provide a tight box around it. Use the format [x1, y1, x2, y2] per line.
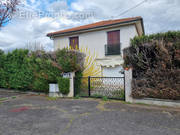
[0, 0, 19, 28]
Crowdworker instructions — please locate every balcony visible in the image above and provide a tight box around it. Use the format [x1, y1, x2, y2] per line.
[105, 43, 121, 56]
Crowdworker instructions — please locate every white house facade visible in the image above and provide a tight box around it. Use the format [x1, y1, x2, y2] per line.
[47, 17, 144, 77]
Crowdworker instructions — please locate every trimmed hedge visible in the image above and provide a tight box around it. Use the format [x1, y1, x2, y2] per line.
[124, 31, 180, 100]
[57, 77, 70, 95]
[0, 48, 85, 93]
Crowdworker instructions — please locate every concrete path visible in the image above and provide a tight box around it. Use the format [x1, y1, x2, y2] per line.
[0, 91, 180, 135]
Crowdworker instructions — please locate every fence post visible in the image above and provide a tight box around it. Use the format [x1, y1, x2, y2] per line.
[124, 72, 126, 100]
[125, 68, 133, 103]
[88, 76, 91, 96]
[73, 77, 75, 97]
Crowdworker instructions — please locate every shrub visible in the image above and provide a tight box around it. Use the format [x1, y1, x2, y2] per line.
[57, 77, 70, 95]
[32, 78, 49, 93]
[0, 48, 85, 93]
[102, 96, 108, 101]
[112, 89, 125, 99]
[55, 48, 85, 72]
[74, 71, 83, 95]
[0, 50, 6, 88]
[124, 31, 180, 100]
[0, 68, 7, 88]
[2, 49, 34, 90]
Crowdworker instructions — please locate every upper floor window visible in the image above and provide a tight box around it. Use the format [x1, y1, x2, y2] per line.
[107, 30, 120, 45]
[69, 36, 79, 49]
[105, 30, 121, 55]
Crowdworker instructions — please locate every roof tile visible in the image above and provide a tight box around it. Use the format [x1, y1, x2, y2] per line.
[47, 16, 142, 37]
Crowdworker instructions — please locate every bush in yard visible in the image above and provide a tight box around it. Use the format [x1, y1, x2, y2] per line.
[32, 78, 49, 93]
[55, 48, 85, 72]
[57, 77, 70, 95]
[29, 49, 84, 92]
[2, 49, 34, 90]
[124, 31, 180, 100]
[74, 71, 83, 95]
[0, 50, 6, 87]
[29, 51, 62, 83]
[0, 48, 85, 93]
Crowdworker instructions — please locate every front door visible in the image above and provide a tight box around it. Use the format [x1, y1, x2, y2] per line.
[69, 36, 79, 49]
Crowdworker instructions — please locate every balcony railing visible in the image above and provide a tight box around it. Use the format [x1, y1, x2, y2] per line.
[105, 43, 121, 56]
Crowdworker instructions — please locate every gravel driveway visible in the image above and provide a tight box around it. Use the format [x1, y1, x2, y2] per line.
[0, 91, 180, 135]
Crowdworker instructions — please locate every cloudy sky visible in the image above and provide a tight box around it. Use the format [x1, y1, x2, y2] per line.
[0, 0, 180, 51]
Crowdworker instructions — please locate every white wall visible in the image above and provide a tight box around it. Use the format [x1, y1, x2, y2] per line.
[102, 65, 124, 77]
[53, 24, 138, 58]
[53, 24, 138, 77]
[54, 36, 69, 50]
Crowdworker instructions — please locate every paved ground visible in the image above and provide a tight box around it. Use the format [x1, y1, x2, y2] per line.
[0, 89, 24, 98]
[0, 91, 180, 135]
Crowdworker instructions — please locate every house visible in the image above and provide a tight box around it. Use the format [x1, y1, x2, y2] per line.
[47, 16, 144, 77]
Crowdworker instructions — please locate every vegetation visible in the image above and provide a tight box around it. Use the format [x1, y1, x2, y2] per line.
[0, 48, 85, 93]
[57, 77, 70, 95]
[74, 71, 83, 95]
[111, 89, 125, 99]
[124, 31, 180, 100]
[102, 96, 108, 101]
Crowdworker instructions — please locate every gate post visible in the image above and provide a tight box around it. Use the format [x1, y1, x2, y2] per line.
[62, 72, 75, 97]
[73, 77, 75, 97]
[125, 68, 133, 103]
[69, 72, 75, 97]
[88, 76, 91, 96]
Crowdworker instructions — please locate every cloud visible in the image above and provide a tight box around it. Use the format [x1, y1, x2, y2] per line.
[0, 0, 180, 51]
[48, 0, 68, 11]
[70, 0, 180, 33]
[0, 17, 60, 51]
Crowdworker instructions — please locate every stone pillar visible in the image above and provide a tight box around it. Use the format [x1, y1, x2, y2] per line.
[67, 72, 75, 97]
[62, 72, 75, 97]
[125, 68, 133, 103]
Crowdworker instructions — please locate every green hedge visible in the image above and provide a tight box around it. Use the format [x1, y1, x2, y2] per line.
[74, 71, 83, 95]
[57, 77, 70, 95]
[124, 31, 180, 100]
[0, 48, 84, 93]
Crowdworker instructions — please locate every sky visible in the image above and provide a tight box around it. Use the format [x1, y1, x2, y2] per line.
[0, 0, 180, 51]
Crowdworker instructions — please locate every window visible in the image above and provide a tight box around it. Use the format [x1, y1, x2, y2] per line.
[107, 30, 120, 45]
[105, 30, 121, 55]
[69, 36, 79, 49]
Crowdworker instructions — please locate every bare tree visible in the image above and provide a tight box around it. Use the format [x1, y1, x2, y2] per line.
[0, 0, 19, 28]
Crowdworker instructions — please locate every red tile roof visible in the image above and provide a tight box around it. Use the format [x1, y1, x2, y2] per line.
[47, 16, 143, 37]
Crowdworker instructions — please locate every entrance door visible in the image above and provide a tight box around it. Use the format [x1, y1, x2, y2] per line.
[69, 36, 79, 49]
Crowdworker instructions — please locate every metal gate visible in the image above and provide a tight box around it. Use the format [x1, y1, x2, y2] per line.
[74, 76, 125, 100]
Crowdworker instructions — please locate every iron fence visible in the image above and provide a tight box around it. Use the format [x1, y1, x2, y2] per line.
[74, 76, 125, 100]
[74, 77, 89, 97]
